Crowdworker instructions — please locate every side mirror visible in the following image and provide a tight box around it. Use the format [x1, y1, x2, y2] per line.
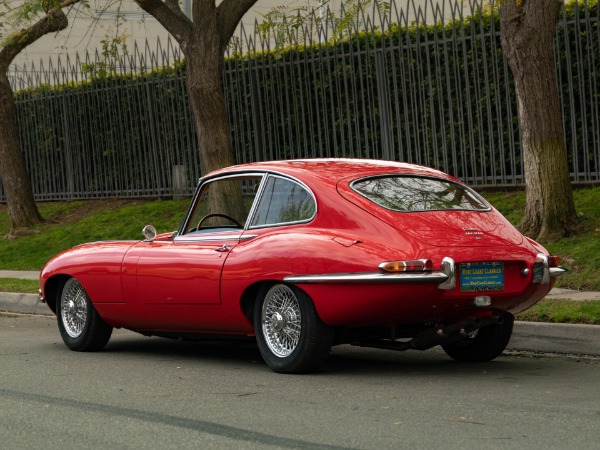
[142, 225, 157, 241]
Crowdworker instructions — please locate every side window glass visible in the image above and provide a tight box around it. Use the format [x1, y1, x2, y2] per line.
[185, 175, 262, 234]
[251, 176, 315, 227]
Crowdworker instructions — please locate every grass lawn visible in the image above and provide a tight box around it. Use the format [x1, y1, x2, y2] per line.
[0, 198, 189, 270]
[516, 299, 600, 325]
[0, 278, 38, 294]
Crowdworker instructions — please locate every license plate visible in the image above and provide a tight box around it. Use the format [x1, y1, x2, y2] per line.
[459, 262, 504, 292]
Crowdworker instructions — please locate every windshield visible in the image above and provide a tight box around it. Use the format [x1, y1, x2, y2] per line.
[351, 176, 490, 212]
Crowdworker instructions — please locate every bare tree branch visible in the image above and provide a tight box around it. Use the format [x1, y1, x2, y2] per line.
[134, 0, 192, 45]
[0, 9, 68, 68]
[217, 0, 257, 50]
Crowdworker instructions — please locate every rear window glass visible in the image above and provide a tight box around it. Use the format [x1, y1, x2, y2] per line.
[351, 176, 489, 212]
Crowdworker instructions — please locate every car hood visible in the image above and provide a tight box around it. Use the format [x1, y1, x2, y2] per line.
[337, 184, 523, 247]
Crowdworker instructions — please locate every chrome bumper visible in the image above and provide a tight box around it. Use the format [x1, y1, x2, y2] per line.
[283, 271, 449, 284]
[284, 254, 565, 289]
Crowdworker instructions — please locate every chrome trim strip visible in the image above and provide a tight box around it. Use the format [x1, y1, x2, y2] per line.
[239, 234, 258, 241]
[284, 271, 449, 284]
[174, 234, 243, 243]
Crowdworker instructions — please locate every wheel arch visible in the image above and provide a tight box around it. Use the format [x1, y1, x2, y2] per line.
[43, 274, 71, 314]
[239, 280, 320, 330]
[239, 280, 276, 329]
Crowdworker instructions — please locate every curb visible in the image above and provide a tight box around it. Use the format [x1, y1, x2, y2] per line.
[509, 321, 600, 357]
[0, 293, 52, 316]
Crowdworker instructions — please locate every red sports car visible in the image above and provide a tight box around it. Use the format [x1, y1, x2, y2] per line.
[39, 159, 565, 373]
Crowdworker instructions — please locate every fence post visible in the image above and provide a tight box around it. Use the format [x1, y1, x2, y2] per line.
[375, 50, 393, 161]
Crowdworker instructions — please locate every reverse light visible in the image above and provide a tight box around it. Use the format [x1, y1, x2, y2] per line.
[473, 296, 492, 307]
[379, 259, 433, 273]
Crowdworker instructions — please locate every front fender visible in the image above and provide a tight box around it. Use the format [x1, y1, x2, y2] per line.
[41, 241, 137, 306]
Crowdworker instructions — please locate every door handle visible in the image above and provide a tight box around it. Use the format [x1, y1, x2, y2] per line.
[214, 245, 232, 252]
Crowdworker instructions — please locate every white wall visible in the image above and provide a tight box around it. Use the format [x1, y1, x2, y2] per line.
[8, 0, 435, 71]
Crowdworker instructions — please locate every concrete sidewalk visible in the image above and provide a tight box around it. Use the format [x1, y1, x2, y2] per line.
[1, 271, 599, 357]
[0, 270, 39, 280]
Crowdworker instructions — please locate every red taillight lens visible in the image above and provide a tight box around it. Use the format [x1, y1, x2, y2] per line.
[548, 256, 561, 267]
[379, 259, 433, 273]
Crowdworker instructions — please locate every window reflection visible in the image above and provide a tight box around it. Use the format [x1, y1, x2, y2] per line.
[251, 176, 316, 227]
[185, 176, 262, 233]
[352, 176, 488, 212]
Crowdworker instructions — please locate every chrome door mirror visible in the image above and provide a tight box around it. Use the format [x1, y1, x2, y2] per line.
[142, 225, 157, 241]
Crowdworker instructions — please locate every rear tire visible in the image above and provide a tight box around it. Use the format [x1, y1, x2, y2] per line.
[254, 284, 333, 373]
[56, 277, 113, 351]
[442, 314, 514, 362]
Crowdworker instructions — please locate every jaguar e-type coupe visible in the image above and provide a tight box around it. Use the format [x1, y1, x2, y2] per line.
[39, 159, 565, 373]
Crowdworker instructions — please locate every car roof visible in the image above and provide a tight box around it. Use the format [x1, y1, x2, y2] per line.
[203, 159, 457, 186]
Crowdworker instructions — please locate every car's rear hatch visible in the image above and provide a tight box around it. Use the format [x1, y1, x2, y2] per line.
[337, 174, 523, 248]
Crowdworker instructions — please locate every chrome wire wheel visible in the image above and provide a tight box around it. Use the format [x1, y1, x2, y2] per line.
[261, 285, 302, 357]
[60, 278, 89, 338]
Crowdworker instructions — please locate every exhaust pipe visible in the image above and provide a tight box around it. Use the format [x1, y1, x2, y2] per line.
[348, 314, 507, 352]
[410, 315, 504, 351]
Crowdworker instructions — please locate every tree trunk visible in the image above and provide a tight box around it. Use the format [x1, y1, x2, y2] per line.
[184, 40, 245, 218]
[0, 9, 69, 238]
[500, 1, 576, 242]
[0, 73, 44, 237]
[132, 0, 257, 218]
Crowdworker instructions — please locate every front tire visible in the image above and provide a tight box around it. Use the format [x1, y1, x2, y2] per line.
[442, 314, 514, 362]
[56, 277, 113, 351]
[254, 284, 333, 373]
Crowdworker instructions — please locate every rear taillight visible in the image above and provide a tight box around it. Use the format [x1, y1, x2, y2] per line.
[548, 255, 561, 267]
[379, 259, 433, 273]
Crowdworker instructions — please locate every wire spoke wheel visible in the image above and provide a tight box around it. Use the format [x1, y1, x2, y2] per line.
[255, 283, 333, 373]
[56, 277, 113, 352]
[261, 285, 302, 357]
[60, 278, 89, 338]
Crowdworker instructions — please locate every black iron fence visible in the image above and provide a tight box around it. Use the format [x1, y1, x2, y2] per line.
[3, 0, 599, 202]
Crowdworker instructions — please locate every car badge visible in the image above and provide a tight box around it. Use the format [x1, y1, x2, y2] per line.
[462, 227, 484, 240]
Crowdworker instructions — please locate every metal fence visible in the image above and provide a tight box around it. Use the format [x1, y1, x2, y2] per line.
[3, 0, 600, 202]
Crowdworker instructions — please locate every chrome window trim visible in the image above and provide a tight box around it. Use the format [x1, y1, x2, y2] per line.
[350, 174, 492, 213]
[178, 172, 266, 236]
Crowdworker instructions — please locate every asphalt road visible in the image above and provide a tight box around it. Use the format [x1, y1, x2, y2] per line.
[2, 313, 599, 449]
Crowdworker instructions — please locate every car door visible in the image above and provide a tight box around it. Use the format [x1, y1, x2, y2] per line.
[136, 231, 241, 305]
[136, 173, 264, 306]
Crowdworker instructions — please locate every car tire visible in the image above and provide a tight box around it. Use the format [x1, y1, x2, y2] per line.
[56, 277, 113, 351]
[254, 284, 333, 374]
[441, 314, 514, 362]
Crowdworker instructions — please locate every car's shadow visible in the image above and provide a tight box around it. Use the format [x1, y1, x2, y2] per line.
[92, 329, 538, 377]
